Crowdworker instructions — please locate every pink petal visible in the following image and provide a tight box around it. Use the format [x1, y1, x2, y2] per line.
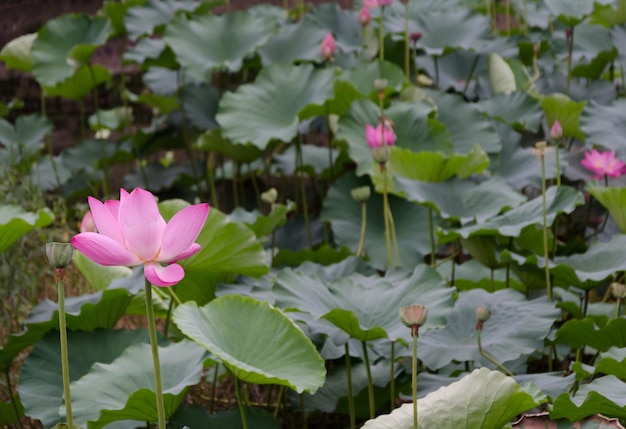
[119, 188, 166, 261]
[365, 124, 379, 148]
[159, 204, 209, 262]
[169, 243, 201, 264]
[88, 197, 124, 243]
[104, 199, 120, 219]
[144, 262, 184, 287]
[71, 232, 142, 266]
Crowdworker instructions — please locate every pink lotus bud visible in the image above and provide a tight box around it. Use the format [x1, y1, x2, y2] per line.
[550, 120, 563, 140]
[358, 6, 371, 25]
[320, 33, 336, 62]
[79, 211, 97, 233]
[410, 32, 423, 44]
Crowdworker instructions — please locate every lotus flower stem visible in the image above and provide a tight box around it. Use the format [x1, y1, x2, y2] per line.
[4, 370, 23, 429]
[523, 0, 528, 34]
[273, 385, 285, 418]
[345, 343, 356, 429]
[208, 153, 220, 210]
[232, 161, 240, 208]
[428, 208, 436, 267]
[434, 56, 440, 88]
[356, 201, 367, 257]
[300, 394, 308, 428]
[379, 6, 386, 60]
[615, 298, 622, 319]
[145, 279, 167, 429]
[53, 266, 75, 429]
[40, 95, 62, 189]
[403, 1, 410, 78]
[382, 164, 394, 269]
[163, 297, 175, 338]
[477, 328, 514, 376]
[387, 204, 401, 266]
[566, 26, 574, 97]
[361, 341, 376, 419]
[411, 328, 418, 429]
[538, 145, 552, 300]
[234, 378, 249, 429]
[390, 341, 396, 410]
[296, 137, 313, 247]
[210, 364, 219, 413]
[249, 164, 262, 210]
[462, 55, 480, 96]
[88, 64, 110, 196]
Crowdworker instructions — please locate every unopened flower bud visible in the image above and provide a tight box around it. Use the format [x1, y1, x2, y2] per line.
[46, 242, 74, 268]
[351, 186, 371, 202]
[612, 282, 626, 300]
[550, 120, 563, 140]
[410, 32, 423, 44]
[475, 306, 491, 322]
[374, 79, 388, 91]
[261, 188, 278, 204]
[358, 5, 371, 25]
[399, 305, 428, 328]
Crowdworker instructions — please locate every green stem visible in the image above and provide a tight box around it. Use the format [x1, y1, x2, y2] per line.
[208, 152, 220, 210]
[462, 55, 480, 96]
[378, 6, 385, 60]
[434, 56, 440, 88]
[88, 64, 110, 196]
[382, 164, 393, 269]
[300, 394, 308, 429]
[40, 94, 62, 189]
[387, 203, 401, 267]
[615, 298, 622, 319]
[210, 363, 219, 414]
[477, 328, 515, 376]
[583, 289, 590, 318]
[144, 279, 166, 429]
[390, 341, 396, 411]
[428, 208, 436, 267]
[345, 343, 356, 429]
[362, 341, 376, 420]
[566, 26, 574, 97]
[163, 296, 174, 338]
[540, 153, 552, 300]
[232, 161, 240, 208]
[234, 379, 249, 429]
[4, 370, 24, 429]
[412, 331, 418, 429]
[555, 139, 562, 187]
[356, 202, 367, 257]
[297, 137, 313, 248]
[57, 268, 74, 429]
[273, 385, 285, 418]
[403, 1, 410, 78]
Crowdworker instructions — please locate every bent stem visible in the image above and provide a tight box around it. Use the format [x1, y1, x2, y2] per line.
[411, 327, 418, 429]
[477, 328, 514, 376]
[362, 341, 376, 420]
[5, 370, 23, 429]
[540, 152, 552, 300]
[144, 279, 166, 429]
[356, 201, 367, 257]
[345, 343, 356, 429]
[56, 267, 74, 429]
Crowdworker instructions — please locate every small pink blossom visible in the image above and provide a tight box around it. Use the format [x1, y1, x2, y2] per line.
[550, 120, 563, 140]
[358, 5, 371, 25]
[320, 32, 336, 62]
[581, 149, 626, 180]
[71, 188, 209, 287]
[365, 122, 396, 148]
[79, 211, 96, 233]
[363, 0, 378, 8]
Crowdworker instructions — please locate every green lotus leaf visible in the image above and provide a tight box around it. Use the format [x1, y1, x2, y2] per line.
[18, 329, 151, 428]
[440, 186, 584, 241]
[0, 398, 22, 426]
[580, 99, 626, 159]
[543, 0, 601, 26]
[362, 368, 542, 429]
[0, 204, 53, 255]
[72, 250, 132, 291]
[100, 0, 145, 37]
[571, 22, 617, 79]
[321, 172, 432, 270]
[305, 3, 362, 56]
[476, 91, 543, 132]
[70, 340, 205, 428]
[173, 296, 326, 394]
[0, 114, 52, 165]
[540, 93, 587, 141]
[595, 348, 626, 381]
[182, 83, 221, 130]
[391, 176, 525, 225]
[429, 90, 502, 154]
[216, 64, 336, 148]
[336, 98, 451, 176]
[419, 289, 559, 369]
[31, 14, 110, 88]
[551, 375, 626, 421]
[612, 24, 626, 64]
[164, 12, 277, 79]
[516, 411, 626, 428]
[88, 106, 133, 131]
[272, 262, 454, 342]
[123, 38, 170, 67]
[171, 404, 280, 429]
[273, 244, 354, 268]
[124, 0, 201, 40]
[159, 200, 268, 304]
[196, 129, 263, 163]
[554, 317, 626, 351]
[43, 64, 112, 100]
[0, 33, 36, 72]
[229, 203, 294, 239]
[338, 60, 405, 98]
[258, 18, 328, 65]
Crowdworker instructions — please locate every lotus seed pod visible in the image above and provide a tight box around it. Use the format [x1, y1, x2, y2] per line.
[611, 282, 626, 300]
[351, 186, 371, 202]
[399, 305, 428, 328]
[261, 188, 278, 204]
[46, 242, 74, 268]
[475, 306, 491, 322]
[371, 145, 391, 164]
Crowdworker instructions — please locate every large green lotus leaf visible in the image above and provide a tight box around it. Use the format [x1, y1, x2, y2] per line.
[124, 0, 201, 40]
[543, 0, 606, 26]
[196, 129, 263, 163]
[304, 3, 362, 56]
[554, 317, 626, 351]
[182, 83, 221, 130]
[123, 38, 169, 67]
[164, 12, 277, 79]
[0, 204, 53, 255]
[595, 348, 626, 381]
[159, 200, 268, 305]
[31, 14, 110, 87]
[18, 329, 150, 428]
[540, 93, 587, 141]
[339, 60, 405, 98]
[216, 64, 335, 148]
[362, 368, 541, 429]
[335, 99, 451, 176]
[570, 22, 617, 78]
[273, 263, 454, 343]
[418, 289, 558, 369]
[257, 19, 327, 65]
[171, 404, 280, 429]
[100, 0, 145, 37]
[517, 411, 626, 428]
[0, 114, 53, 164]
[320, 172, 432, 270]
[580, 99, 626, 159]
[476, 91, 543, 132]
[43, 64, 112, 100]
[429, 90, 502, 154]
[229, 203, 294, 239]
[551, 375, 626, 421]
[440, 186, 584, 241]
[173, 296, 326, 394]
[612, 24, 626, 63]
[0, 33, 36, 72]
[391, 176, 526, 225]
[70, 340, 205, 428]
[72, 250, 132, 291]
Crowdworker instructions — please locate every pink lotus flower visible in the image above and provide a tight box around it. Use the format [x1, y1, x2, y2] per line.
[71, 188, 209, 287]
[358, 5, 371, 25]
[320, 32, 335, 62]
[363, 0, 378, 7]
[581, 149, 626, 180]
[79, 211, 96, 233]
[365, 122, 396, 148]
[550, 120, 562, 140]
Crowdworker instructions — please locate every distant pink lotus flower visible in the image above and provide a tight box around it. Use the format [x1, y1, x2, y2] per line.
[358, 5, 371, 25]
[79, 211, 96, 233]
[550, 120, 563, 140]
[320, 32, 336, 62]
[581, 149, 626, 180]
[363, 0, 378, 7]
[71, 188, 209, 287]
[365, 122, 396, 148]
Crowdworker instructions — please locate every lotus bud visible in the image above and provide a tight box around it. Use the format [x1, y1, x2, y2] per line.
[374, 78, 388, 91]
[320, 32, 336, 62]
[261, 188, 278, 204]
[550, 120, 563, 140]
[358, 5, 371, 25]
[79, 211, 96, 233]
[416, 74, 433, 87]
[46, 242, 74, 269]
[399, 305, 428, 335]
[475, 305, 491, 330]
[410, 32, 422, 44]
[351, 186, 371, 202]
[611, 282, 626, 300]
[532, 141, 550, 159]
